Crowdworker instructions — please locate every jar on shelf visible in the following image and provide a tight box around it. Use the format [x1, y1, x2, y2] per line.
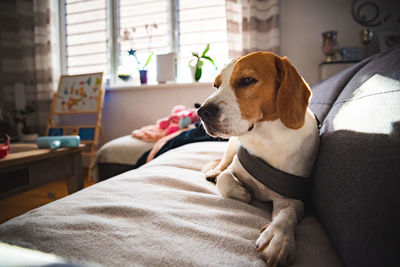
[322, 30, 339, 62]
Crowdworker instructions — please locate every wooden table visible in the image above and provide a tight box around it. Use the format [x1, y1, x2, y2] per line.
[0, 144, 84, 199]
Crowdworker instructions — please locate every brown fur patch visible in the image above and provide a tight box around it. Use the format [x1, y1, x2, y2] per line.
[214, 74, 222, 89]
[230, 52, 280, 123]
[276, 57, 311, 129]
[229, 52, 311, 129]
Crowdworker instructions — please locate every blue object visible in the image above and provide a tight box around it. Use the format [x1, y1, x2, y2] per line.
[37, 136, 80, 149]
[78, 128, 95, 140]
[48, 128, 64, 136]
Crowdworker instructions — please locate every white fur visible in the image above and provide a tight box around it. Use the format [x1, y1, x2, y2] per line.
[201, 59, 320, 266]
[201, 61, 253, 138]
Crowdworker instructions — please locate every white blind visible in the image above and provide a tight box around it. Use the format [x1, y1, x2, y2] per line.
[63, 0, 231, 83]
[64, 0, 108, 76]
[119, 0, 169, 53]
[118, 0, 169, 82]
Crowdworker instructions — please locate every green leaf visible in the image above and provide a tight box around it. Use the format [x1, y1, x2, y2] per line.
[202, 56, 217, 69]
[201, 43, 210, 57]
[195, 66, 202, 81]
[143, 52, 154, 69]
[192, 52, 199, 58]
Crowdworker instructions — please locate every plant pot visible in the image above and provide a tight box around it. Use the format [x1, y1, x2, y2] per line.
[139, 70, 148, 84]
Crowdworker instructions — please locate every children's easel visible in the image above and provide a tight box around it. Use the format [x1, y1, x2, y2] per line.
[46, 72, 105, 181]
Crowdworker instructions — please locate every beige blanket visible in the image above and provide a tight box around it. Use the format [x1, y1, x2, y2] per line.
[90, 135, 155, 181]
[0, 142, 341, 266]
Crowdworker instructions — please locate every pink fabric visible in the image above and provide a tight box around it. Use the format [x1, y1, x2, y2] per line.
[131, 125, 166, 142]
[132, 105, 201, 142]
[158, 119, 169, 130]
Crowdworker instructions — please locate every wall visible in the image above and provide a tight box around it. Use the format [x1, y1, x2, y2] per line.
[101, 83, 215, 140]
[280, 0, 400, 85]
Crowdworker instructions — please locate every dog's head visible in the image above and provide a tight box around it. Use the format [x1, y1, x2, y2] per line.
[198, 51, 311, 138]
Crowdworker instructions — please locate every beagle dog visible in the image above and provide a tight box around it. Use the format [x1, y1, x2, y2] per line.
[197, 52, 320, 266]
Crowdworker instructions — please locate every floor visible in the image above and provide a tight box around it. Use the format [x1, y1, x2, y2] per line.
[0, 169, 94, 223]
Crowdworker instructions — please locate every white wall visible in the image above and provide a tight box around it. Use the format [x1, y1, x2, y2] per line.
[102, 83, 215, 140]
[280, 0, 400, 85]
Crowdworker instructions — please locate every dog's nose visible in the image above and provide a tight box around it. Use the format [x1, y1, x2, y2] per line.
[198, 104, 220, 122]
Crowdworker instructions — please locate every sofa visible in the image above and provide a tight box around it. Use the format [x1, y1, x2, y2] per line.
[90, 135, 155, 182]
[0, 45, 399, 267]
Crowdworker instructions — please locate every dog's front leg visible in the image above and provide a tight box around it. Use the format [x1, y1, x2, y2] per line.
[216, 168, 251, 203]
[256, 198, 304, 266]
[203, 137, 238, 183]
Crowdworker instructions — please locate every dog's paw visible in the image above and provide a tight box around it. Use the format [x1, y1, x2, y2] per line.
[255, 223, 296, 267]
[204, 169, 221, 183]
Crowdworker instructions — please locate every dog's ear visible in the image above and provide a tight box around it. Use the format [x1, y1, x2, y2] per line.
[276, 57, 311, 129]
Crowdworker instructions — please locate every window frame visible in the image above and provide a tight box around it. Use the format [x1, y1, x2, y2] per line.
[58, 0, 225, 86]
[59, 0, 124, 84]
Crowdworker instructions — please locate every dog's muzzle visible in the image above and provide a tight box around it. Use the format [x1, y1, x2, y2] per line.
[197, 103, 222, 136]
[198, 103, 220, 124]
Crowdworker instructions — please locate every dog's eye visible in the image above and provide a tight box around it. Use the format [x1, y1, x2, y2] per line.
[238, 77, 257, 87]
[214, 83, 220, 89]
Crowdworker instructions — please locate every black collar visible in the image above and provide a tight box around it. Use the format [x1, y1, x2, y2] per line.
[237, 146, 311, 202]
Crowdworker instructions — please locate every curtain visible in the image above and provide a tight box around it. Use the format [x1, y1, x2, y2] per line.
[226, 0, 280, 58]
[0, 0, 53, 137]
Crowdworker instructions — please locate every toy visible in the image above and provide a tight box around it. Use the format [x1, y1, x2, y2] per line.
[37, 136, 80, 149]
[132, 105, 201, 142]
[157, 105, 200, 135]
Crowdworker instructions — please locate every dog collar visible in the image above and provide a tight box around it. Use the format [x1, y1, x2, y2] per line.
[237, 145, 311, 202]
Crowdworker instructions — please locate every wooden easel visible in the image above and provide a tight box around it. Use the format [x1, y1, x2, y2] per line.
[46, 72, 105, 181]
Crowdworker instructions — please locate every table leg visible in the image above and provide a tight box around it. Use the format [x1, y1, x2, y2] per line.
[66, 151, 84, 194]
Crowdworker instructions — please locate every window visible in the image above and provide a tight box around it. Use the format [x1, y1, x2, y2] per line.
[61, 0, 232, 84]
[118, 0, 170, 83]
[64, 0, 108, 76]
[177, 0, 229, 82]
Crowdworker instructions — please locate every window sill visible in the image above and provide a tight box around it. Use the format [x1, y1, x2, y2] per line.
[107, 81, 213, 91]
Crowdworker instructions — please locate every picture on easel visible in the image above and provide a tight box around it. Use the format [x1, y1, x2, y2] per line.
[54, 72, 103, 113]
[47, 72, 105, 181]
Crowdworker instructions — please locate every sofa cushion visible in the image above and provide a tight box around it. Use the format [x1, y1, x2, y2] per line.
[312, 45, 400, 267]
[309, 56, 373, 122]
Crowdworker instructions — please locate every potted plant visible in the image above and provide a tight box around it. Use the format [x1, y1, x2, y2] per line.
[13, 103, 38, 141]
[0, 108, 12, 137]
[129, 49, 154, 84]
[189, 44, 218, 82]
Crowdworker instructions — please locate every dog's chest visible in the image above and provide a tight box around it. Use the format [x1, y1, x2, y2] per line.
[229, 155, 280, 201]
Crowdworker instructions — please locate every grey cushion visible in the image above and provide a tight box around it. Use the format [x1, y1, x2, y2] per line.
[309, 56, 373, 122]
[312, 45, 400, 267]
